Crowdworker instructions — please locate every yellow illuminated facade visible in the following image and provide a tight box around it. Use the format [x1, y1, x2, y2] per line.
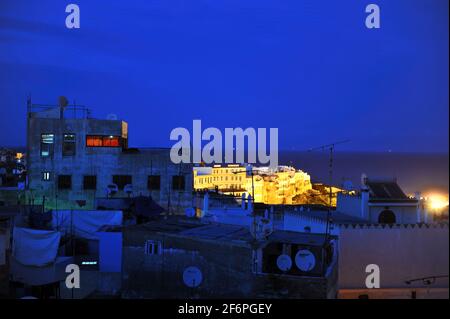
[193, 164, 247, 196]
[193, 164, 317, 205]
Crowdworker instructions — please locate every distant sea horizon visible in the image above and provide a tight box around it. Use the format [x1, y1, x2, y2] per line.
[278, 151, 449, 196]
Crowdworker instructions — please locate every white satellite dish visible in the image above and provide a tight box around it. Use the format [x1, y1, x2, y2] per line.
[276, 254, 292, 272]
[295, 249, 316, 272]
[106, 113, 118, 120]
[185, 207, 196, 218]
[183, 266, 202, 288]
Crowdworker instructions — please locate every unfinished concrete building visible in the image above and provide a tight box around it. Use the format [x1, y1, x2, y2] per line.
[122, 218, 338, 299]
[26, 100, 193, 213]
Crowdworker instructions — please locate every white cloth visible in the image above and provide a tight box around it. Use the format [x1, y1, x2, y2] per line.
[51, 210, 122, 240]
[12, 227, 61, 266]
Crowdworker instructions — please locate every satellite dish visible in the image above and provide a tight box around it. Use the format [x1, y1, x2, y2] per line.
[295, 249, 316, 272]
[249, 216, 273, 240]
[76, 200, 86, 208]
[106, 184, 118, 196]
[276, 254, 292, 272]
[107, 113, 118, 120]
[185, 207, 195, 218]
[58, 96, 69, 108]
[343, 180, 354, 191]
[183, 266, 202, 288]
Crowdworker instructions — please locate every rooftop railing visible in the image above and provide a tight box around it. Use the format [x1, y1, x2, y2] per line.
[27, 103, 92, 119]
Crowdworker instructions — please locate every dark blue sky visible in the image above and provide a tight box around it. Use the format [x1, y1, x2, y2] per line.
[0, 0, 448, 152]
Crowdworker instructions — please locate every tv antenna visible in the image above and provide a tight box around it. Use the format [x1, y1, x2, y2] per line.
[232, 165, 271, 241]
[307, 140, 350, 241]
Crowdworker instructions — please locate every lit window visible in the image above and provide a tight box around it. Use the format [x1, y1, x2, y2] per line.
[41, 134, 54, 157]
[103, 136, 120, 147]
[145, 240, 162, 255]
[86, 135, 121, 147]
[86, 136, 103, 147]
[42, 172, 51, 181]
[63, 134, 76, 156]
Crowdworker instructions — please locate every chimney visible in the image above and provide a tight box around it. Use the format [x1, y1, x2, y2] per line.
[58, 96, 68, 119]
[203, 192, 209, 215]
[361, 187, 369, 220]
[247, 194, 253, 213]
[415, 192, 422, 223]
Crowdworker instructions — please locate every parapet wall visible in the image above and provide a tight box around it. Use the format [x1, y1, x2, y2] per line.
[339, 223, 449, 290]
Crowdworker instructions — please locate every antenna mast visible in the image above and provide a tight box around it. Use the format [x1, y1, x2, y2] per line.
[308, 140, 350, 241]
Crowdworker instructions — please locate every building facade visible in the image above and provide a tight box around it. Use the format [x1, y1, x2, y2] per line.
[122, 219, 338, 298]
[193, 164, 313, 204]
[26, 103, 193, 213]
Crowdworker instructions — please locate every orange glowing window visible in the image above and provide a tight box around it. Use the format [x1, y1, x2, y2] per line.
[86, 135, 121, 147]
[103, 136, 120, 147]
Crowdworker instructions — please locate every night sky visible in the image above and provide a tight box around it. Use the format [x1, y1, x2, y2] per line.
[0, 0, 448, 152]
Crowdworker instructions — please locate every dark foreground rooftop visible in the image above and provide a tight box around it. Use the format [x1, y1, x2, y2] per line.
[125, 217, 330, 247]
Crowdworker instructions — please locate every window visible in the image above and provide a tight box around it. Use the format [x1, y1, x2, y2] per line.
[172, 175, 185, 190]
[113, 175, 132, 190]
[63, 134, 76, 156]
[42, 172, 51, 181]
[58, 175, 72, 190]
[83, 175, 97, 190]
[378, 210, 396, 224]
[147, 175, 161, 190]
[86, 135, 121, 147]
[144, 240, 162, 255]
[41, 134, 54, 157]
[86, 136, 103, 147]
[103, 136, 120, 147]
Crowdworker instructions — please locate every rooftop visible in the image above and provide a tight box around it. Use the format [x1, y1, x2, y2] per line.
[366, 178, 418, 203]
[288, 210, 367, 224]
[124, 217, 329, 246]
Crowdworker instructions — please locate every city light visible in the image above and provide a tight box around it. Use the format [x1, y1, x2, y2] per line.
[427, 194, 449, 211]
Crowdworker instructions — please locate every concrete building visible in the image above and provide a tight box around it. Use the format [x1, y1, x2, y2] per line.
[193, 164, 247, 196]
[336, 177, 425, 224]
[122, 218, 338, 298]
[26, 101, 193, 213]
[281, 177, 449, 299]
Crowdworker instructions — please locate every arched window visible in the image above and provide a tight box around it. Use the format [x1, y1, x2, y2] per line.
[378, 210, 396, 224]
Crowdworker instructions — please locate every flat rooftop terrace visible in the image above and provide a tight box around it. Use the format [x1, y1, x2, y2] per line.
[124, 217, 330, 247]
